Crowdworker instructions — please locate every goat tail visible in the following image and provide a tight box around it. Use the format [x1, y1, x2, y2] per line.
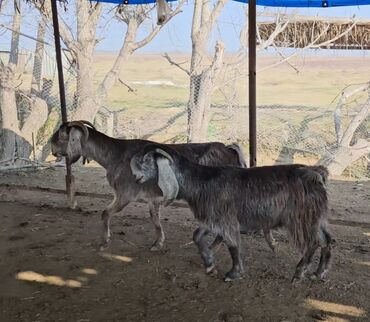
[227, 143, 248, 168]
[309, 165, 329, 185]
[288, 167, 329, 253]
[298, 165, 329, 187]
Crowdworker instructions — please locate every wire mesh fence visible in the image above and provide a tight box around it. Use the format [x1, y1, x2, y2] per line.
[0, 2, 369, 179]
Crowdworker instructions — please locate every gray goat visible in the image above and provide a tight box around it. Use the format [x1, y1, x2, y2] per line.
[130, 145, 332, 282]
[51, 120, 261, 250]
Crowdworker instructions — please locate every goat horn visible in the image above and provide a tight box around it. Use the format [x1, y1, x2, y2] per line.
[78, 120, 96, 130]
[155, 148, 174, 163]
[67, 121, 89, 140]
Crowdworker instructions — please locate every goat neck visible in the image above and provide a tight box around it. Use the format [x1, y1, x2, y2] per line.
[175, 156, 214, 203]
[81, 129, 119, 169]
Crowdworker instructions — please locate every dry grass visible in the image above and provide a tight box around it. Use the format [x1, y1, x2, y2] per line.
[92, 53, 370, 110]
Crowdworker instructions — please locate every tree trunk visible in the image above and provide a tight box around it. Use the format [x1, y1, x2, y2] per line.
[95, 20, 137, 107]
[0, 1, 21, 163]
[186, 0, 226, 142]
[187, 41, 224, 142]
[0, 3, 51, 164]
[9, 0, 21, 66]
[319, 90, 370, 176]
[70, 0, 102, 121]
[324, 139, 370, 175]
[187, 73, 213, 142]
[72, 49, 96, 121]
[35, 107, 60, 160]
[31, 16, 46, 95]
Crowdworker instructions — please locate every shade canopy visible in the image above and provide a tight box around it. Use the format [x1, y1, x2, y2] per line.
[94, 0, 370, 7]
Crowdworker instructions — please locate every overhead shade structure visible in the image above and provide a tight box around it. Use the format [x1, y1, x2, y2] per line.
[50, 0, 370, 205]
[258, 16, 370, 50]
[235, 0, 370, 6]
[87, 0, 370, 5]
[95, 0, 177, 3]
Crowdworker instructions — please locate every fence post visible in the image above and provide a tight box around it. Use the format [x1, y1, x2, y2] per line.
[50, 0, 76, 208]
[248, 0, 257, 167]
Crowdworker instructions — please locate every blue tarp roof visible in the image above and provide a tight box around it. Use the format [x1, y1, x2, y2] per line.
[94, 0, 370, 7]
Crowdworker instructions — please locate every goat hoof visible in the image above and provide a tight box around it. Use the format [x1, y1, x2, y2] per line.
[99, 245, 107, 252]
[99, 240, 111, 252]
[310, 270, 328, 281]
[206, 264, 217, 275]
[309, 273, 318, 281]
[270, 246, 277, 254]
[224, 271, 242, 282]
[99, 244, 109, 252]
[291, 275, 303, 284]
[150, 242, 164, 252]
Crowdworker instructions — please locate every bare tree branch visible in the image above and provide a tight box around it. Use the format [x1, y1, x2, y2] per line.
[133, 24, 162, 50]
[133, 0, 185, 50]
[209, 0, 228, 30]
[118, 78, 137, 94]
[341, 90, 370, 147]
[334, 83, 369, 143]
[272, 43, 300, 73]
[163, 53, 190, 75]
[0, 23, 52, 45]
[191, 0, 202, 38]
[310, 21, 357, 49]
[209, 41, 224, 73]
[32, 0, 78, 53]
[259, 14, 291, 50]
[257, 23, 330, 73]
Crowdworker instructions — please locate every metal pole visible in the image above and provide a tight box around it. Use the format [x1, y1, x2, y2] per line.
[248, 0, 257, 167]
[50, 0, 76, 208]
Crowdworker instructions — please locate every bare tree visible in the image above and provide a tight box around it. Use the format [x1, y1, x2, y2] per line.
[34, 0, 184, 125]
[320, 83, 370, 175]
[0, 0, 48, 164]
[84, 1, 185, 125]
[165, 8, 361, 145]
[0, 0, 184, 162]
[165, 6, 290, 142]
[33, 0, 103, 121]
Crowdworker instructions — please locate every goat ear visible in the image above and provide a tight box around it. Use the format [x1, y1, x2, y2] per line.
[59, 125, 69, 140]
[156, 157, 179, 207]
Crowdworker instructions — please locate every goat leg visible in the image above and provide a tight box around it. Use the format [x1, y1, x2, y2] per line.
[291, 243, 319, 283]
[100, 196, 129, 251]
[224, 233, 243, 282]
[263, 229, 277, 253]
[311, 228, 332, 280]
[193, 227, 216, 274]
[209, 235, 223, 252]
[148, 201, 165, 251]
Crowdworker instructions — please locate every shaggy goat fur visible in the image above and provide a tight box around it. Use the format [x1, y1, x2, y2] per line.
[130, 145, 332, 282]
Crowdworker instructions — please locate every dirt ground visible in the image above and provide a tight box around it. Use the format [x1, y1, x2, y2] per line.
[0, 167, 369, 322]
